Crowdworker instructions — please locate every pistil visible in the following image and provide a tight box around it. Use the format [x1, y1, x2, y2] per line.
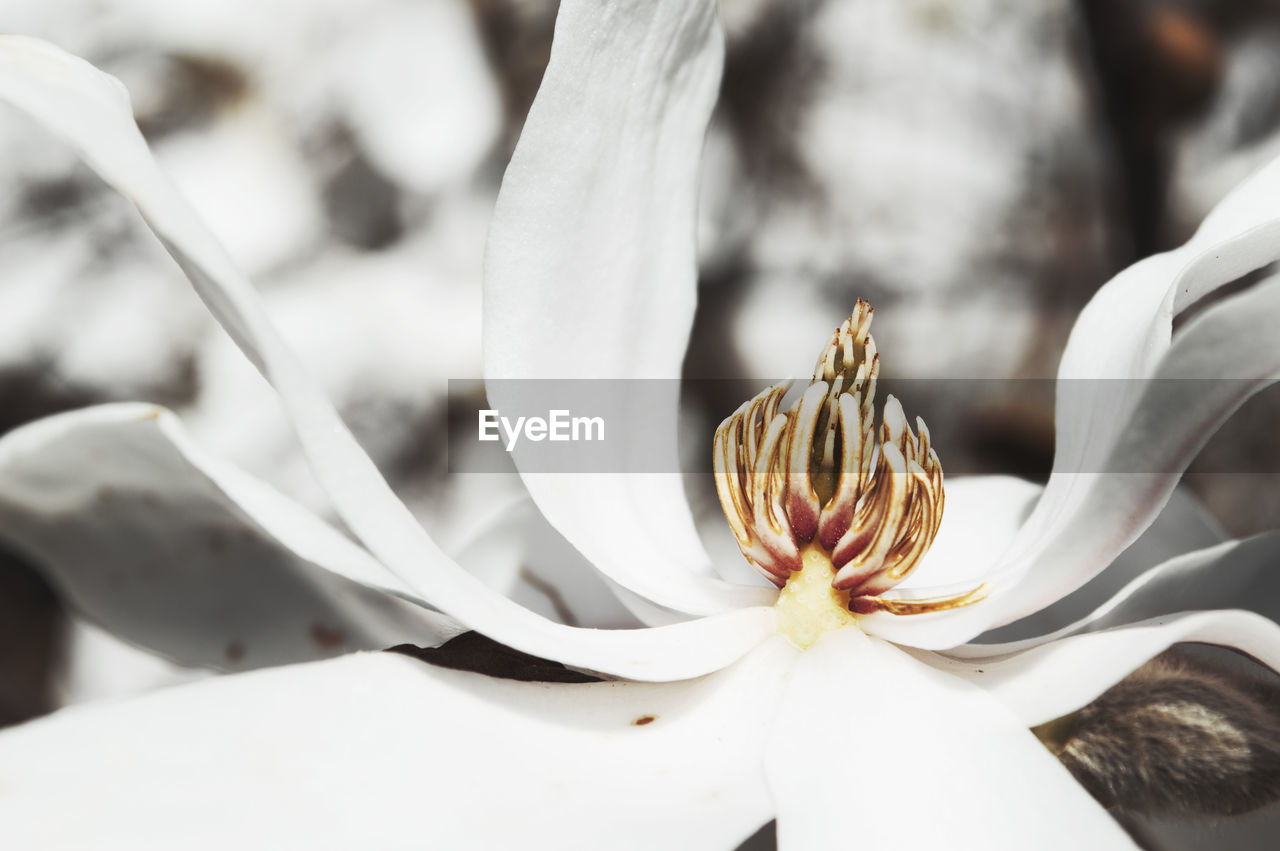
[774, 545, 857, 649]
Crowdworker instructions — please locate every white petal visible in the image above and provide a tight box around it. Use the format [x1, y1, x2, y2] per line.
[503, 500, 647, 629]
[1051, 155, 1280, 473]
[483, 0, 763, 615]
[980, 486, 1224, 641]
[0, 638, 800, 850]
[1062, 532, 1280, 634]
[0, 405, 454, 669]
[925, 610, 1280, 727]
[0, 36, 774, 679]
[765, 628, 1136, 850]
[891, 475, 1041, 590]
[57, 619, 210, 706]
[993, 273, 1280, 621]
[865, 273, 1280, 648]
[869, 156, 1280, 645]
[957, 530, 1280, 655]
[978, 154, 1280, 607]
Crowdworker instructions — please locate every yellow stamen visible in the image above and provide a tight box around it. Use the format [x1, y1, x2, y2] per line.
[859, 584, 991, 616]
[715, 301, 989, 637]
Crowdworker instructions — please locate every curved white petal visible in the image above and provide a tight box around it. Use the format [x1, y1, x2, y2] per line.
[765, 629, 1137, 850]
[958, 530, 1280, 655]
[979, 487, 1224, 641]
[892, 475, 1041, 590]
[870, 157, 1280, 646]
[0, 35, 774, 680]
[1060, 532, 1280, 635]
[483, 0, 764, 615]
[0, 639, 799, 850]
[866, 272, 1280, 649]
[976, 154, 1280, 615]
[924, 610, 1280, 727]
[1049, 155, 1280, 491]
[0, 404, 455, 669]
[58, 618, 211, 706]
[497, 500, 650, 629]
[993, 273, 1280, 621]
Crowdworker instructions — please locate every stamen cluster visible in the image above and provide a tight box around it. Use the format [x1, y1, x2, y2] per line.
[714, 301, 957, 615]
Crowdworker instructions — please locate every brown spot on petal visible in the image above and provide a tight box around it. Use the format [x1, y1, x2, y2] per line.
[632, 715, 657, 727]
[224, 641, 245, 663]
[309, 623, 346, 651]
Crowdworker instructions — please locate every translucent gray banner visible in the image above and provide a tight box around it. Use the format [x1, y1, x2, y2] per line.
[447, 378, 1278, 475]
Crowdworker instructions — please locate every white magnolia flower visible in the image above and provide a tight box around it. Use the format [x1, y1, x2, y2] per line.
[2, 2, 1280, 848]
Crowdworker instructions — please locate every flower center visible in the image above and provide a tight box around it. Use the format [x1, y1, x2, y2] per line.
[713, 301, 987, 644]
[774, 545, 857, 649]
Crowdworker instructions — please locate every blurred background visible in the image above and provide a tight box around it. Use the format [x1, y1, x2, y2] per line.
[1, 0, 1279, 843]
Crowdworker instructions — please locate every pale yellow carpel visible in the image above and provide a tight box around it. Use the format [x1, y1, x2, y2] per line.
[774, 544, 859, 649]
